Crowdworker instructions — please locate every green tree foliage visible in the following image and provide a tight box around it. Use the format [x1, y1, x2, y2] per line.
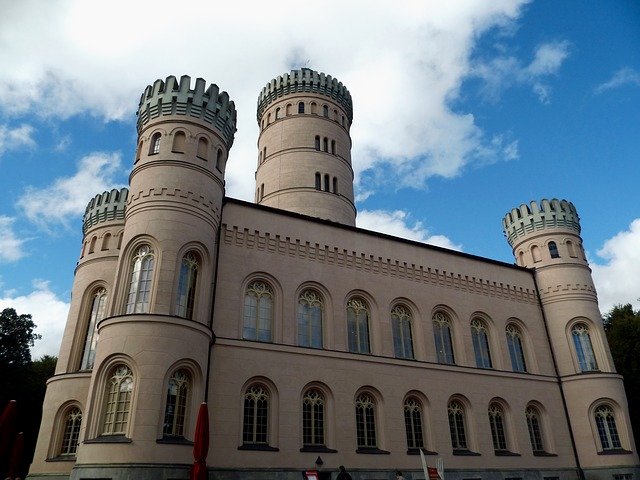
[0, 308, 42, 365]
[603, 304, 640, 445]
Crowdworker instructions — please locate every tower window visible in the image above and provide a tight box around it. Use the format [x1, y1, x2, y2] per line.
[260, 183, 264, 201]
[548, 241, 560, 258]
[332, 177, 338, 194]
[172, 131, 186, 153]
[59, 407, 82, 456]
[275, 107, 280, 119]
[572, 323, 598, 372]
[216, 148, 223, 170]
[315, 173, 321, 190]
[315, 136, 320, 151]
[323, 137, 328, 152]
[263, 146, 267, 161]
[311, 102, 317, 114]
[102, 364, 133, 435]
[324, 174, 330, 192]
[197, 138, 209, 159]
[298, 102, 305, 114]
[323, 105, 329, 117]
[125, 244, 155, 314]
[595, 405, 622, 451]
[175, 251, 199, 319]
[80, 288, 107, 370]
[331, 140, 336, 155]
[150, 133, 161, 155]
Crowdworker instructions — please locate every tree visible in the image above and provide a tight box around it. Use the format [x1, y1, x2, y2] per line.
[603, 304, 640, 445]
[0, 308, 42, 366]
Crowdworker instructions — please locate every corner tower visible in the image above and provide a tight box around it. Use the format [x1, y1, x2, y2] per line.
[255, 68, 356, 226]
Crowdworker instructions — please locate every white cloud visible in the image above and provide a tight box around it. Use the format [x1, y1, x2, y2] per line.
[0, 216, 27, 262]
[357, 209, 461, 251]
[591, 219, 640, 314]
[595, 67, 640, 94]
[0, 280, 70, 359]
[0, 123, 36, 157]
[16, 152, 123, 230]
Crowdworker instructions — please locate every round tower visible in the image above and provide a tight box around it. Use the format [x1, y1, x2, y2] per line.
[255, 68, 356, 226]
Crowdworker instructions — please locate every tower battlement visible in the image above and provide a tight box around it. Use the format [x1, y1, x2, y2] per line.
[502, 198, 581, 247]
[257, 68, 353, 122]
[136, 75, 237, 148]
[83, 187, 129, 234]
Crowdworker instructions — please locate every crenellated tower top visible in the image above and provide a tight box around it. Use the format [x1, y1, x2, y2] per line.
[83, 187, 129, 235]
[136, 75, 237, 149]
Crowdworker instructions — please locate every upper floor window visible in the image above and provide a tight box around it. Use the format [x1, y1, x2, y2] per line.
[447, 400, 468, 450]
[298, 102, 305, 114]
[548, 241, 560, 258]
[595, 405, 622, 451]
[243, 384, 269, 445]
[433, 312, 455, 364]
[572, 323, 598, 372]
[59, 407, 82, 456]
[172, 131, 186, 153]
[197, 138, 208, 159]
[391, 305, 414, 359]
[175, 251, 199, 319]
[163, 369, 190, 437]
[323, 105, 329, 117]
[506, 324, 527, 373]
[125, 245, 155, 314]
[347, 298, 370, 354]
[404, 397, 425, 450]
[488, 403, 507, 452]
[315, 172, 321, 190]
[275, 107, 281, 119]
[243, 281, 273, 342]
[355, 393, 377, 448]
[80, 288, 107, 370]
[525, 406, 545, 453]
[298, 290, 323, 348]
[102, 364, 133, 435]
[324, 174, 330, 192]
[215, 148, 222, 169]
[471, 318, 492, 368]
[302, 389, 325, 447]
[332, 177, 338, 194]
[315, 136, 320, 151]
[566, 240, 577, 257]
[150, 132, 161, 155]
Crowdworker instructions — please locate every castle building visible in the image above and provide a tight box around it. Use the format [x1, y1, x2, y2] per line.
[30, 69, 638, 480]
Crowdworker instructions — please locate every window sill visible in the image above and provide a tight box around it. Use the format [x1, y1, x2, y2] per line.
[452, 449, 481, 456]
[356, 447, 390, 455]
[238, 443, 279, 452]
[300, 445, 338, 453]
[157, 435, 193, 445]
[494, 450, 521, 456]
[85, 435, 132, 444]
[597, 448, 633, 455]
[46, 455, 77, 462]
[533, 451, 557, 457]
[407, 448, 438, 455]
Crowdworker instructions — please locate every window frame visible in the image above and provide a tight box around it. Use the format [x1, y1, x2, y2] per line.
[355, 392, 378, 449]
[297, 289, 324, 348]
[243, 281, 274, 342]
[433, 312, 455, 364]
[124, 244, 155, 314]
[391, 305, 414, 359]
[470, 318, 492, 369]
[346, 297, 371, 354]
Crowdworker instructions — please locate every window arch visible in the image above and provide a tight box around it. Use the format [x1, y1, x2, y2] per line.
[243, 281, 274, 342]
[315, 135, 320, 151]
[101, 233, 111, 251]
[471, 318, 492, 368]
[566, 240, 577, 258]
[59, 406, 82, 456]
[286, 103, 292, 116]
[355, 392, 377, 448]
[243, 384, 269, 445]
[315, 172, 321, 190]
[447, 400, 468, 450]
[172, 131, 186, 153]
[80, 288, 107, 370]
[391, 305, 414, 359]
[298, 289, 323, 348]
[88, 236, 97, 254]
[525, 405, 547, 453]
[347, 297, 370, 354]
[548, 241, 560, 258]
[125, 244, 155, 314]
[150, 132, 161, 155]
[332, 177, 338, 194]
[571, 323, 598, 372]
[275, 107, 281, 119]
[175, 251, 199, 319]
[310, 102, 317, 114]
[197, 138, 209, 159]
[488, 403, 507, 452]
[102, 364, 134, 435]
[302, 388, 325, 447]
[323, 104, 329, 117]
[216, 148, 223, 169]
[331, 140, 336, 155]
[506, 324, 527, 373]
[404, 396, 425, 450]
[594, 405, 622, 451]
[324, 174, 330, 192]
[433, 312, 454, 364]
[298, 102, 305, 114]
[163, 369, 191, 437]
[323, 137, 328, 152]
[531, 245, 541, 262]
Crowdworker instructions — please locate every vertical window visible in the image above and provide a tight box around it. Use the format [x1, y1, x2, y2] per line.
[243, 384, 269, 445]
[404, 397, 424, 450]
[341, 115, 345, 126]
[315, 173, 321, 190]
[566, 240, 577, 257]
[150, 132, 161, 155]
[391, 305, 414, 359]
[298, 290, 323, 348]
[433, 312, 455, 364]
[324, 174, 330, 192]
[286, 104, 292, 116]
[89, 236, 97, 254]
[172, 131, 186, 153]
[102, 364, 133, 435]
[80, 288, 107, 370]
[260, 183, 264, 201]
[323, 137, 328, 152]
[266, 113, 271, 124]
[216, 147, 224, 169]
[448, 401, 468, 450]
[263, 146, 267, 161]
[488, 403, 507, 451]
[548, 241, 560, 258]
[595, 405, 622, 451]
[298, 102, 305, 114]
[355, 393, 377, 448]
[315, 136, 321, 151]
[135, 141, 142, 163]
[302, 389, 325, 446]
[243, 281, 274, 342]
[125, 245, 155, 314]
[310, 102, 317, 114]
[323, 105, 329, 117]
[347, 298, 370, 354]
[572, 323, 598, 371]
[331, 140, 336, 155]
[471, 318, 492, 368]
[275, 107, 281, 119]
[175, 251, 199, 319]
[526, 406, 545, 453]
[531, 245, 541, 262]
[163, 369, 190, 437]
[506, 324, 527, 373]
[332, 177, 338, 194]
[101, 233, 111, 251]
[60, 407, 82, 456]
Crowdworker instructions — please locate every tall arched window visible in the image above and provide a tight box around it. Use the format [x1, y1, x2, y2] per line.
[323, 137, 328, 152]
[298, 102, 305, 114]
[572, 323, 598, 372]
[331, 140, 336, 155]
[355, 393, 377, 448]
[548, 241, 560, 258]
[324, 174, 330, 192]
[302, 389, 325, 447]
[315, 172, 321, 190]
[275, 107, 281, 119]
[323, 105, 329, 117]
[175, 252, 199, 319]
[471, 318, 492, 368]
[566, 240, 577, 257]
[243, 281, 274, 342]
[531, 245, 541, 262]
[150, 132, 161, 154]
[433, 312, 454, 364]
[172, 131, 186, 153]
[163, 369, 190, 437]
[447, 400, 468, 450]
[391, 305, 414, 359]
[332, 177, 338, 194]
[125, 245, 155, 314]
[310, 102, 317, 114]
[347, 298, 370, 354]
[315, 135, 320, 151]
[102, 364, 133, 435]
[216, 148, 223, 169]
[488, 403, 507, 451]
[80, 288, 107, 370]
[595, 405, 622, 451]
[298, 290, 323, 348]
[525, 406, 545, 453]
[404, 397, 424, 450]
[59, 407, 82, 456]
[243, 384, 269, 445]
[506, 324, 527, 373]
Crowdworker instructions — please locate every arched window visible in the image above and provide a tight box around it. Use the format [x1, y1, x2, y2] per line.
[331, 140, 336, 155]
[175, 251, 199, 319]
[347, 298, 370, 354]
[197, 138, 209, 159]
[298, 102, 305, 114]
[135, 141, 142, 163]
[594, 405, 622, 451]
[548, 241, 560, 258]
[59, 407, 82, 456]
[355, 393, 377, 448]
[163, 369, 190, 437]
[150, 132, 161, 155]
[80, 288, 107, 370]
[433, 312, 454, 364]
[566, 240, 577, 258]
[263, 146, 267, 161]
[323, 105, 329, 117]
[286, 103, 292, 116]
[302, 389, 325, 446]
[101, 233, 111, 251]
[315, 136, 320, 151]
[471, 318, 492, 368]
[275, 107, 281, 119]
[298, 290, 323, 348]
[310, 102, 317, 114]
[332, 177, 338, 194]
[488, 403, 507, 451]
[323, 137, 328, 152]
[506, 324, 527, 373]
[391, 305, 414, 359]
[404, 397, 424, 450]
[315, 172, 321, 190]
[525, 406, 545, 453]
[243, 281, 273, 342]
[243, 384, 269, 445]
[172, 131, 186, 153]
[531, 245, 541, 262]
[324, 174, 330, 192]
[447, 400, 468, 450]
[266, 113, 271, 124]
[102, 364, 133, 435]
[214, 148, 222, 169]
[572, 323, 598, 371]
[125, 245, 155, 314]
[88, 236, 97, 254]
[260, 183, 264, 201]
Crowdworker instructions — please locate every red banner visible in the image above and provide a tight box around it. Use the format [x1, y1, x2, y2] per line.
[427, 467, 440, 480]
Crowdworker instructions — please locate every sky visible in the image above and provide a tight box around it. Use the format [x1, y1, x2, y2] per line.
[0, 0, 639, 359]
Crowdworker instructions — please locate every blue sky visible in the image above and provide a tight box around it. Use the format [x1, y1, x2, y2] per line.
[1, 0, 639, 358]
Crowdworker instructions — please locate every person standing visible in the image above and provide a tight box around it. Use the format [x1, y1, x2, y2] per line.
[337, 466, 352, 480]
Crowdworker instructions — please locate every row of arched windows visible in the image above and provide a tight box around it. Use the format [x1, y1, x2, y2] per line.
[517, 238, 586, 265]
[260, 101, 347, 130]
[315, 135, 337, 155]
[81, 230, 124, 258]
[315, 173, 338, 194]
[137, 131, 226, 171]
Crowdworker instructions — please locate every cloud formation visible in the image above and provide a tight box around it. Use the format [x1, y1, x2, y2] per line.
[0, 123, 36, 158]
[0, 216, 27, 262]
[595, 67, 640, 94]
